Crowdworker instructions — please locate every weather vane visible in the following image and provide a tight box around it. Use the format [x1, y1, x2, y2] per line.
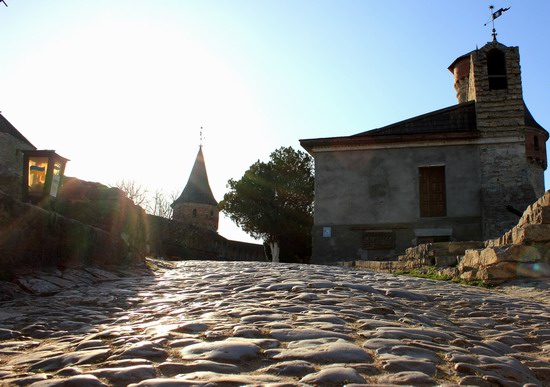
[484, 5, 510, 42]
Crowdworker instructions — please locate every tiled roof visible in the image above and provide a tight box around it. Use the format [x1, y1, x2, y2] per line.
[300, 102, 479, 151]
[352, 101, 477, 137]
[172, 147, 217, 206]
[0, 113, 35, 148]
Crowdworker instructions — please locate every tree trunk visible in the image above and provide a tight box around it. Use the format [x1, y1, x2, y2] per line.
[269, 241, 280, 263]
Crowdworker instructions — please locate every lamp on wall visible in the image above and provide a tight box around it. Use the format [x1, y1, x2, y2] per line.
[22, 150, 69, 203]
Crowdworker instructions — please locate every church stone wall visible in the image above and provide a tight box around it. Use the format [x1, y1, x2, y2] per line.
[311, 144, 483, 263]
[479, 143, 537, 239]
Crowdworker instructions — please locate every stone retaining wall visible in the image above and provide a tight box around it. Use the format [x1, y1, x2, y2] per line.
[147, 215, 266, 261]
[459, 191, 550, 284]
[0, 191, 139, 279]
[0, 178, 148, 279]
[352, 241, 484, 274]
[54, 177, 148, 258]
[0, 176, 266, 279]
[352, 191, 550, 285]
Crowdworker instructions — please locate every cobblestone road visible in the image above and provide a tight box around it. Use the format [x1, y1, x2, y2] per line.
[1, 260, 550, 386]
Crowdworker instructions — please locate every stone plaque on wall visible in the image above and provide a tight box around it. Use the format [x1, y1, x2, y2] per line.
[362, 230, 395, 250]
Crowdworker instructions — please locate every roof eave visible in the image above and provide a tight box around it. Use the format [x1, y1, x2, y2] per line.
[301, 131, 480, 152]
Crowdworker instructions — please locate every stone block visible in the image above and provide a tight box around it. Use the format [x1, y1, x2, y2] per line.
[480, 261, 550, 282]
[439, 267, 458, 278]
[531, 206, 550, 225]
[499, 230, 513, 246]
[459, 249, 482, 270]
[477, 262, 515, 281]
[481, 245, 543, 265]
[447, 241, 484, 255]
[16, 278, 61, 295]
[536, 190, 550, 207]
[515, 262, 550, 278]
[518, 206, 550, 227]
[543, 245, 550, 263]
[418, 257, 434, 266]
[459, 270, 478, 282]
[435, 255, 458, 268]
[512, 224, 550, 244]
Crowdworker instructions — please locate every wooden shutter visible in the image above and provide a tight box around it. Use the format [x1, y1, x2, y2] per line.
[419, 166, 446, 217]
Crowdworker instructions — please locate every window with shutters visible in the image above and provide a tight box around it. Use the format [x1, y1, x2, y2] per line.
[419, 166, 446, 217]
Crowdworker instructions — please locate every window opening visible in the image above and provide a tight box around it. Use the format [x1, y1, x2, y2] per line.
[487, 49, 507, 90]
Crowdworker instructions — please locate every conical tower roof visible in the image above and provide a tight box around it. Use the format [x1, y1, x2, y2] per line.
[172, 146, 217, 207]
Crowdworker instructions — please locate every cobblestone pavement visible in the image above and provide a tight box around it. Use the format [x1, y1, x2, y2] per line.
[1, 260, 550, 386]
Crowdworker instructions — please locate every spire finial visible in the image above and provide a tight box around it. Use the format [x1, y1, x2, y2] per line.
[484, 5, 511, 42]
[200, 126, 204, 148]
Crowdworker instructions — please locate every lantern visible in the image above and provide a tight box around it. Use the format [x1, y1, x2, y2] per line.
[22, 150, 69, 203]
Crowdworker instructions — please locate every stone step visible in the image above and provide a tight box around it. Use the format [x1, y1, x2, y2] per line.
[460, 244, 550, 283]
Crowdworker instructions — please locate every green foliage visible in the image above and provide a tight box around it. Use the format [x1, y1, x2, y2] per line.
[395, 266, 491, 288]
[220, 146, 314, 262]
[396, 267, 453, 281]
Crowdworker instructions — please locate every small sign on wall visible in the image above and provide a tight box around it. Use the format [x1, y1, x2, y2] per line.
[322, 227, 332, 238]
[362, 230, 395, 250]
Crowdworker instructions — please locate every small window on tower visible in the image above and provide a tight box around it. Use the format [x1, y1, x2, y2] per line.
[192, 209, 197, 217]
[534, 136, 540, 151]
[487, 49, 507, 90]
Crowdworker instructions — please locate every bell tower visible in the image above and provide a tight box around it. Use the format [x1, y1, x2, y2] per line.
[171, 146, 219, 232]
[449, 41, 547, 239]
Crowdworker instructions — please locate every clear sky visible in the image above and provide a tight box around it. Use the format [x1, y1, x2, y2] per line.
[1, 1, 548, 244]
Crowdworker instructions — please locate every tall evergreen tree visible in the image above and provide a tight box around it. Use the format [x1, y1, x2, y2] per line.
[220, 146, 314, 263]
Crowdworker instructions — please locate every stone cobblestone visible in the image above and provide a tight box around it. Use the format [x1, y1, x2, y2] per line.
[1, 259, 549, 386]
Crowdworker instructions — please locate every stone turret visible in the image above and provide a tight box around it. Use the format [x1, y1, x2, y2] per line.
[171, 146, 219, 232]
[448, 52, 473, 104]
[449, 41, 548, 239]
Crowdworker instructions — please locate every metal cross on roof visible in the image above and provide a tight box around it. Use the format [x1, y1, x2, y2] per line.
[484, 5, 511, 42]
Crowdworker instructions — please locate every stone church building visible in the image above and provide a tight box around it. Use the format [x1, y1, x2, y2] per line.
[300, 41, 548, 264]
